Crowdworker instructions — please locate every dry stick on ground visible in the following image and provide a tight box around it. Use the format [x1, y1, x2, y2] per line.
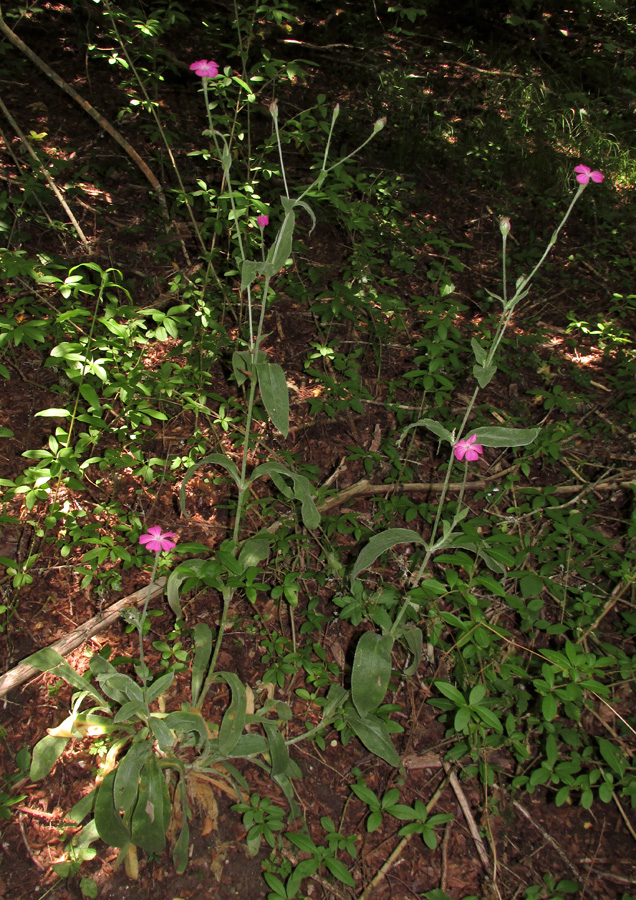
[0, 578, 166, 699]
[443, 762, 492, 874]
[512, 800, 583, 882]
[0, 95, 89, 248]
[317, 473, 636, 516]
[0, 7, 170, 225]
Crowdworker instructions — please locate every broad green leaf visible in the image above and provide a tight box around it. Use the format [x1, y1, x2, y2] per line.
[191, 623, 213, 707]
[26, 648, 104, 703]
[400, 418, 453, 446]
[149, 714, 174, 751]
[67, 787, 97, 824]
[34, 408, 71, 418]
[240, 259, 270, 291]
[163, 711, 209, 749]
[351, 528, 426, 583]
[79, 383, 101, 411]
[263, 721, 291, 778]
[346, 711, 402, 768]
[266, 202, 295, 273]
[468, 684, 487, 706]
[113, 700, 147, 724]
[146, 670, 175, 704]
[238, 535, 271, 570]
[286, 196, 316, 233]
[227, 733, 268, 758]
[131, 757, 167, 854]
[320, 684, 349, 722]
[167, 558, 209, 620]
[470, 426, 539, 448]
[114, 741, 151, 812]
[597, 737, 626, 776]
[96, 673, 143, 703]
[172, 777, 190, 874]
[471, 338, 487, 366]
[434, 681, 466, 707]
[400, 626, 423, 677]
[95, 770, 130, 848]
[256, 361, 289, 437]
[542, 694, 558, 721]
[473, 363, 497, 388]
[232, 349, 254, 387]
[217, 673, 247, 757]
[249, 462, 319, 530]
[323, 856, 355, 887]
[351, 632, 394, 718]
[179, 453, 241, 517]
[30, 733, 69, 781]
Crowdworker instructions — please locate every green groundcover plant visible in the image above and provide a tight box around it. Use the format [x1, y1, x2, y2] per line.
[3, 5, 633, 893]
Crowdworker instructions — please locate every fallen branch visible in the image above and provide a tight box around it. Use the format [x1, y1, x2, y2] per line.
[318, 473, 635, 515]
[0, 6, 170, 223]
[0, 577, 166, 699]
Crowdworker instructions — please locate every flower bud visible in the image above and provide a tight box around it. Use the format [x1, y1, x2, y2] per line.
[269, 100, 278, 119]
[373, 116, 387, 133]
[499, 216, 511, 237]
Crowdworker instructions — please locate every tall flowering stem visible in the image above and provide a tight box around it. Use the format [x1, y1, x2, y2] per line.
[137, 527, 176, 706]
[396, 166, 605, 617]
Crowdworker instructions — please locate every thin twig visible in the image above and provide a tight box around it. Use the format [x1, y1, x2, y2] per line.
[18, 814, 45, 870]
[0, 95, 89, 247]
[513, 801, 582, 880]
[613, 791, 636, 844]
[0, 8, 170, 223]
[444, 763, 492, 872]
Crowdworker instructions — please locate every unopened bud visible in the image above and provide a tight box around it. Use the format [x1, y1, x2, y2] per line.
[373, 116, 387, 133]
[332, 103, 340, 122]
[269, 100, 278, 119]
[499, 216, 511, 237]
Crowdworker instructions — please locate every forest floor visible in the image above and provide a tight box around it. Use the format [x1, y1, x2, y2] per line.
[0, 3, 635, 900]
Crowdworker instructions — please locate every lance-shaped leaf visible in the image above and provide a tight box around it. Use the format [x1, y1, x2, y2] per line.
[470, 425, 539, 447]
[249, 462, 320, 530]
[217, 672, 247, 757]
[256, 361, 289, 437]
[95, 770, 130, 848]
[191, 622, 213, 707]
[30, 732, 70, 781]
[351, 632, 394, 718]
[266, 199, 295, 273]
[351, 528, 427, 583]
[114, 740, 151, 813]
[471, 337, 487, 366]
[346, 710, 402, 768]
[473, 363, 498, 388]
[26, 647, 104, 704]
[241, 259, 272, 291]
[399, 417, 454, 446]
[131, 756, 168, 854]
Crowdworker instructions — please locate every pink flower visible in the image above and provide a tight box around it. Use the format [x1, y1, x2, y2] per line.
[257, 214, 269, 228]
[190, 59, 219, 78]
[139, 526, 177, 553]
[574, 165, 603, 185]
[453, 434, 483, 462]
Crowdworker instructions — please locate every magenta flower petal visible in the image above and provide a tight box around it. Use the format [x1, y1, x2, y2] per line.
[190, 59, 219, 78]
[257, 214, 269, 228]
[575, 164, 591, 184]
[139, 526, 177, 553]
[453, 433, 483, 463]
[575, 164, 603, 185]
